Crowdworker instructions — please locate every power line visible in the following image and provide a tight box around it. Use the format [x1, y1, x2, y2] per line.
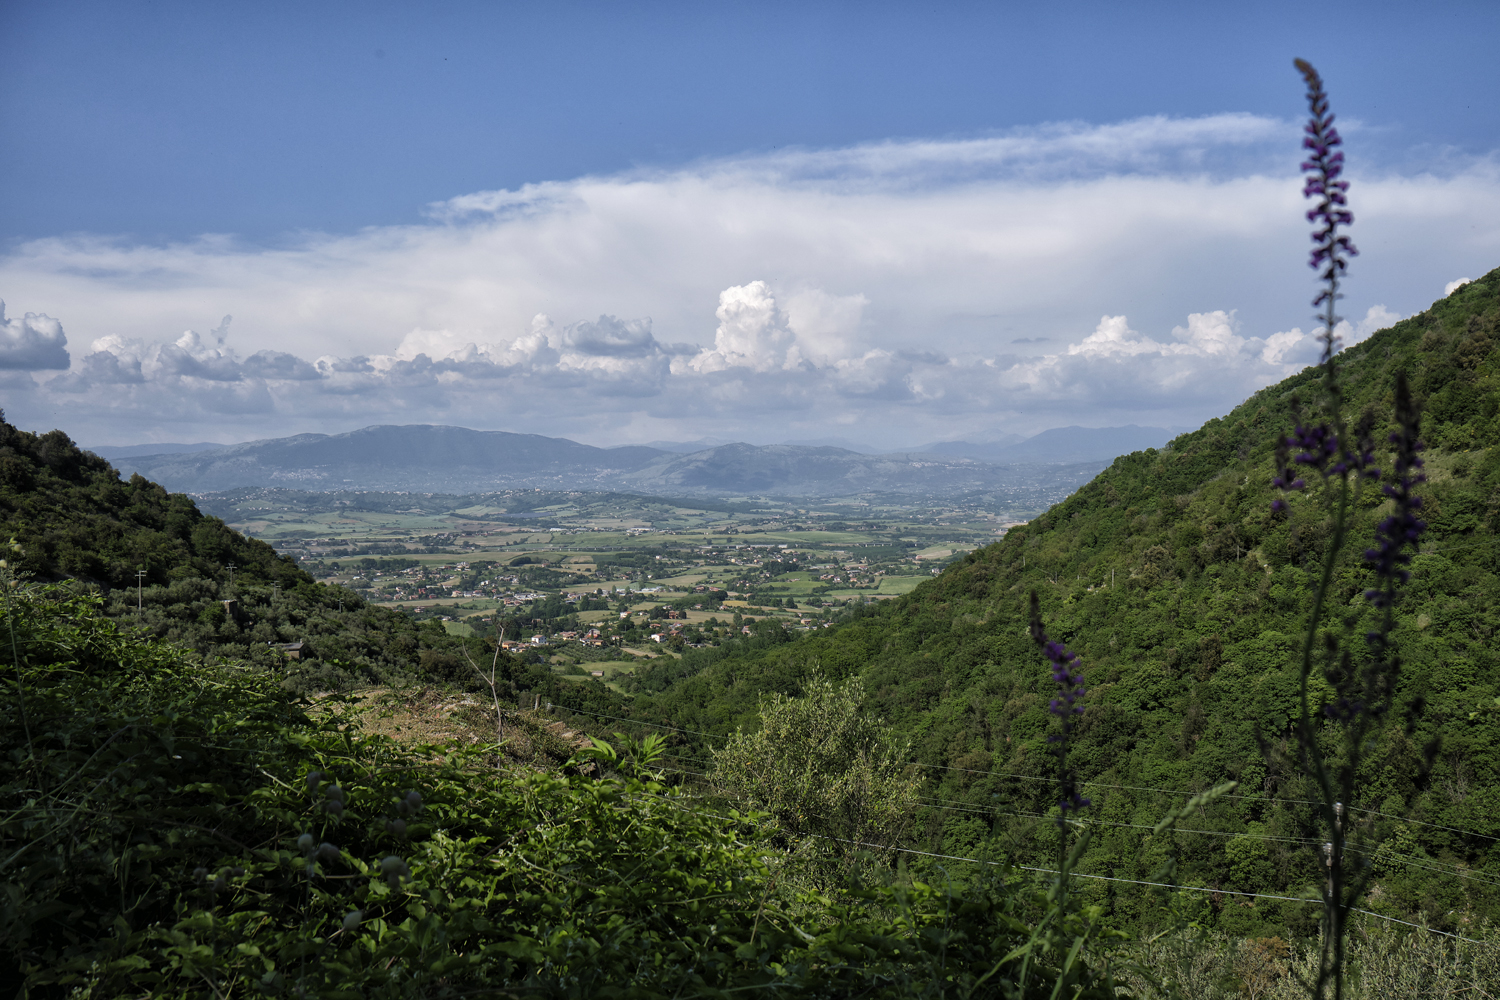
[918, 794, 1500, 886]
[1369, 851, 1500, 891]
[1342, 807, 1500, 843]
[1077, 817, 1322, 847]
[585, 755, 1500, 925]
[911, 796, 1500, 889]
[825, 838, 1494, 947]
[914, 796, 1327, 847]
[635, 761, 1495, 892]
[914, 760, 1326, 808]
[553, 706, 1499, 843]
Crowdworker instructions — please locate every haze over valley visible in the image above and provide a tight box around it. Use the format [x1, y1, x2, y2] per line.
[98, 422, 1174, 499]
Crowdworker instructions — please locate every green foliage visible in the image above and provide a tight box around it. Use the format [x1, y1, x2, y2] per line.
[713, 673, 920, 878]
[1, 575, 1126, 997]
[626, 267, 1500, 936]
[0, 420, 304, 592]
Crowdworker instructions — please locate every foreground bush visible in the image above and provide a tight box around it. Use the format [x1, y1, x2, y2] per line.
[2, 577, 1126, 998]
[1118, 924, 1500, 1000]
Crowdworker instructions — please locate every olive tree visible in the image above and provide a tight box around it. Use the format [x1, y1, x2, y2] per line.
[712, 672, 919, 875]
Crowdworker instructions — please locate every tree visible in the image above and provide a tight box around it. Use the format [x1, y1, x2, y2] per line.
[712, 671, 918, 874]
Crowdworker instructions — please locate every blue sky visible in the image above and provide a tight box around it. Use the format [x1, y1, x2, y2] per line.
[2, 0, 1498, 448]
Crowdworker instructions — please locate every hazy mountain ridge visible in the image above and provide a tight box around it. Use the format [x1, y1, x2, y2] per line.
[918, 425, 1176, 463]
[86, 441, 225, 459]
[109, 425, 671, 493]
[618, 442, 1108, 496]
[108, 425, 1154, 496]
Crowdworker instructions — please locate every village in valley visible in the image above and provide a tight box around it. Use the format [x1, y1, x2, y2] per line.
[197, 486, 1034, 690]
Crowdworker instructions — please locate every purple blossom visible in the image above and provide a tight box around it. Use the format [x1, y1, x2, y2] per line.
[1297, 58, 1358, 305]
[1270, 62, 1363, 515]
[1270, 418, 1311, 513]
[1030, 594, 1091, 817]
[1364, 375, 1426, 609]
[1043, 641, 1087, 722]
[1270, 403, 1379, 514]
[1291, 423, 1338, 472]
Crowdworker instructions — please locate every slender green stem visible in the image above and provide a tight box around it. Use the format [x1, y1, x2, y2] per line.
[3, 562, 36, 767]
[1287, 286, 1359, 1000]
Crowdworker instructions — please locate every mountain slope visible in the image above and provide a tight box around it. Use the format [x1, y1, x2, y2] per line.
[921, 426, 1174, 464]
[114, 424, 669, 492]
[86, 441, 224, 459]
[0, 418, 307, 592]
[627, 267, 1500, 936]
[620, 441, 1106, 495]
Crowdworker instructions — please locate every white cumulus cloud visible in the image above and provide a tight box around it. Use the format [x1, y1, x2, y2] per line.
[1, 113, 1496, 446]
[688, 282, 798, 374]
[0, 301, 69, 370]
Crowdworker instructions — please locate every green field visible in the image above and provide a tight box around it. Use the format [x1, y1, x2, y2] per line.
[197, 488, 1022, 624]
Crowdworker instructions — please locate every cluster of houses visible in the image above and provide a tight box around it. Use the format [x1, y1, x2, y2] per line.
[499, 626, 608, 653]
[647, 621, 688, 643]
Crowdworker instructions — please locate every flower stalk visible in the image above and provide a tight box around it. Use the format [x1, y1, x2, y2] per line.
[1029, 592, 1090, 884]
[1267, 61, 1434, 1000]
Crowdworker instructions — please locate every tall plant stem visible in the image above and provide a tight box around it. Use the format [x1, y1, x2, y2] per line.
[3, 560, 35, 766]
[1295, 468, 1350, 1000]
[1056, 730, 1069, 914]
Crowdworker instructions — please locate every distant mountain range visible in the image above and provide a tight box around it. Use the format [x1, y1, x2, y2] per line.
[99, 424, 1177, 497]
[614, 426, 1176, 461]
[88, 441, 225, 459]
[916, 425, 1178, 464]
[638, 437, 735, 454]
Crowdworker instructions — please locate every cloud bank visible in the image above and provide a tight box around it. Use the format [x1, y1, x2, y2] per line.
[2, 114, 1497, 447]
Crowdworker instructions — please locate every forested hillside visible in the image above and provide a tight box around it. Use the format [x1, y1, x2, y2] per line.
[0, 414, 623, 713]
[0, 418, 307, 592]
[629, 267, 1500, 937]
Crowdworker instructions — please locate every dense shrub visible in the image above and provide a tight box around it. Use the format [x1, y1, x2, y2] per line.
[1, 577, 1128, 998]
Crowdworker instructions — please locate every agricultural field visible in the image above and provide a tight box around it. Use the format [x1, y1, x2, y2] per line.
[197, 486, 1035, 666]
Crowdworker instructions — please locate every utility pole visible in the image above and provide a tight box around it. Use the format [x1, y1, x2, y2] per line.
[136, 569, 147, 613]
[225, 562, 236, 588]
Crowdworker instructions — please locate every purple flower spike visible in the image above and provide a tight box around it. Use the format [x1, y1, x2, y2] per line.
[1291, 423, 1340, 472]
[1364, 374, 1425, 610]
[1030, 592, 1089, 818]
[1297, 59, 1358, 300]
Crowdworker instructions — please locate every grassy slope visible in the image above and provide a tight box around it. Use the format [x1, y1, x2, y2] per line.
[630, 268, 1500, 936]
